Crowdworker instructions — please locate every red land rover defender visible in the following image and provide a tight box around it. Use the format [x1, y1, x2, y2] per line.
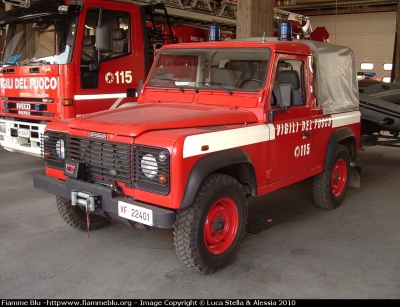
[34, 38, 361, 273]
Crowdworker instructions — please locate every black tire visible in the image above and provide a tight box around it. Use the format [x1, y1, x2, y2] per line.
[313, 144, 350, 210]
[56, 196, 110, 231]
[173, 174, 248, 274]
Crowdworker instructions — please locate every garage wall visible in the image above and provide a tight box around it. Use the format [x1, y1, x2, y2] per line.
[310, 12, 396, 81]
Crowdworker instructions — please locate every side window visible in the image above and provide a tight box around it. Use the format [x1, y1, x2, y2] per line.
[82, 9, 131, 62]
[271, 59, 305, 107]
[102, 11, 130, 59]
[81, 9, 131, 89]
[82, 11, 98, 64]
[81, 10, 98, 89]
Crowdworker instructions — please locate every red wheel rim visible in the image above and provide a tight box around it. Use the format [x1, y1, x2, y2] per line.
[331, 158, 347, 197]
[204, 197, 239, 255]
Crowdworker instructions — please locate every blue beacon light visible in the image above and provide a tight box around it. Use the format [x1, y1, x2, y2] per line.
[278, 21, 292, 41]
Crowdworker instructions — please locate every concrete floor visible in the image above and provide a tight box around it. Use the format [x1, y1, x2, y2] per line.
[0, 144, 399, 299]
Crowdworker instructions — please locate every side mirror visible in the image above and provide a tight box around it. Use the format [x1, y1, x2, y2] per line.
[126, 88, 136, 98]
[137, 78, 144, 97]
[278, 84, 294, 108]
[268, 84, 294, 122]
[205, 60, 219, 68]
[95, 25, 112, 53]
[88, 62, 99, 72]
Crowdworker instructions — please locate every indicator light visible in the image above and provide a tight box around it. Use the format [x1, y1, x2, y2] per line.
[158, 173, 168, 184]
[62, 99, 73, 106]
[34, 104, 43, 111]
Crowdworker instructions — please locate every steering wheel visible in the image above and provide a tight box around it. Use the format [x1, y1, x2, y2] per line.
[239, 78, 264, 88]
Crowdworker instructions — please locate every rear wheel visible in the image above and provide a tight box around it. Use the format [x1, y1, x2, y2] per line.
[56, 196, 110, 231]
[313, 144, 350, 210]
[174, 174, 248, 274]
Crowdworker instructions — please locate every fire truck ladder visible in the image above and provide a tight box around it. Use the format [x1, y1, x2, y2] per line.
[129, 1, 311, 33]
[126, 0, 238, 31]
[4, 0, 311, 34]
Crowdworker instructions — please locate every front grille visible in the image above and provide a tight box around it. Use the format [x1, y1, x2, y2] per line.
[43, 132, 170, 194]
[2, 97, 52, 117]
[66, 136, 133, 185]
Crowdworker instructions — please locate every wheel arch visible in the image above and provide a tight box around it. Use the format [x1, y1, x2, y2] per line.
[324, 128, 357, 170]
[180, 149, 257, 209]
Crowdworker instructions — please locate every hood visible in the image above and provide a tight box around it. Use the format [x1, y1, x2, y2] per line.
[68, 103, 258, 136]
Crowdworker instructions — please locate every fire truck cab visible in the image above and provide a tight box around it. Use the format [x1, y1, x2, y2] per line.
[0, 0, 208, 156]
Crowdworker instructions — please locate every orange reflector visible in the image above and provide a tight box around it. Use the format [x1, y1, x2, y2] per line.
[159, 173, 168, 185]
[62, 99, 73, 106]
[44, 150, 51, 159]
[201, 145, 209, 151]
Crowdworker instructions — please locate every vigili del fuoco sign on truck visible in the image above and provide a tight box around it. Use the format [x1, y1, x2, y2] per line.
[33, 36, 362, 274]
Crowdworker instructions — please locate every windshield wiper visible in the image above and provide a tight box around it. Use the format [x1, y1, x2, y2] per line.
[153, 77, 184, 92]
[197, 82, 232, 95]
[3, 62, 20, 67]
[16, 58, 50, 66]
[27, 60, 49, 65]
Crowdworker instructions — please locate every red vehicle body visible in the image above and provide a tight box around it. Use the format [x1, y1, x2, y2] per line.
[34, 37, 361, 274]
[0, 0, 208, 156]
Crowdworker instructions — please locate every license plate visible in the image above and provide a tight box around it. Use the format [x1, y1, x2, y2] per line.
[118, 201, 153, 226]
[18, 129, 30, 138]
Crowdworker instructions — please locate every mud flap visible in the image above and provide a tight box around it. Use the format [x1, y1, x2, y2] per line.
[348, 165, 361, 188]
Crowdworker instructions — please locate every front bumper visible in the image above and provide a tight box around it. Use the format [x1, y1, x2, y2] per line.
[33, 174, 176, 229]
[0, 118, 45, 157]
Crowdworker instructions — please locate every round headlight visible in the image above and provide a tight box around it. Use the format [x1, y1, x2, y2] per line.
[55, 139, 65, 159]
[141, 154, 158, 178]
[158, 151, 168, 162]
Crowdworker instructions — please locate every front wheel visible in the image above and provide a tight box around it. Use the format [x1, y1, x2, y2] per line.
[56, 196, 110, 231]
[173, 174, 248, 274]
[313, 144, 350, 210]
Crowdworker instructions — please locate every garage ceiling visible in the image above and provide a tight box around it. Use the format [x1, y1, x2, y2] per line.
[0, 0, 398, 45]
[280, 0, 398, 15]
[0, 1, 398, 15]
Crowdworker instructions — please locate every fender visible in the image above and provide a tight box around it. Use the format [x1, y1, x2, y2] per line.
[324, 127, 356, 170]
[180, 148, 256, 208]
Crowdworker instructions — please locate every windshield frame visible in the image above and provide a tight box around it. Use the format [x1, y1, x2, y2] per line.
[147, 47, 271, 93]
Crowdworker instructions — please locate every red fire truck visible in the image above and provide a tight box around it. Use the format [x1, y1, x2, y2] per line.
[34, 26, 362, 273]
[0, 0, 208, 156]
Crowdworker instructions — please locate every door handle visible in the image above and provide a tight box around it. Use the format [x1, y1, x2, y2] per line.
[302, 131, 313, 137]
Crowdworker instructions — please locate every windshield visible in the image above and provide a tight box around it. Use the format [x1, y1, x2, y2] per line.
[148, 48, 271, 92]
[1, 15, 77, 66]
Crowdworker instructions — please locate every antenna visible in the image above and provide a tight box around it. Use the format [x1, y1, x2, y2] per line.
[262, 32, 266, 43]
